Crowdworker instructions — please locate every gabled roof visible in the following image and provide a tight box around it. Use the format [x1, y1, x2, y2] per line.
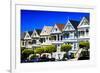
[31, 29, 41, 38]
[28, 31, 33, 36]
[85, 16, 90, 22]
[69, 20, 80, 29]
[56, 24, 65, 31]
[77, 17, 89, 28]
[23, 31, 32, 40]
[35, 29, 42, 35]
[40, 26, 53, 36]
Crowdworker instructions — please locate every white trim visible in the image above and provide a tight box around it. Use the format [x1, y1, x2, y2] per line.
[51, 24, 62, 34]
[77, 17, 89, 28]
[63, 20, 75, 31]
[31, 29, 39, 38]
[24, 32, 31, 40]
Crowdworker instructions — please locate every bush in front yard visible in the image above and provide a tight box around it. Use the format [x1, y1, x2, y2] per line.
[61, 44, 72, 52]
[79, 41, 90, 50]
[62, 53, 67, 61]
[21, 47, 26, 53]
[78, 51, 90, 60]
[70, 53, 75, 59]
[44, 45, 56, 53]
[21, 49, 34, 60]
[34, 47, 44, 55]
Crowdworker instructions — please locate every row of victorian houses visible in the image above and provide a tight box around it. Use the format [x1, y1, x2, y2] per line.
[21, 17, 90, 59]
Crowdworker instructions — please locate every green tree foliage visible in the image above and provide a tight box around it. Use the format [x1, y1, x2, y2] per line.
[79, 41, 90, 59]
[44, 45, 56, 53]
[21, 49, 34, 60]
[34, 47, 44, 54]
[34, 45, 56, 54]
[21, 47, 26, 53]
[61, 44, 72, 52]
[79, 41, 90, 50]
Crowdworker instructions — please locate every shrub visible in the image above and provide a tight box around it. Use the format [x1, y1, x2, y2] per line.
[80, 51, 90, 57]
[61, 44, 72, 52]
[70, 53, 75, 59]
[62, 53, 67, 61]
[21, 47, 26, 53]
[34, 47, 44, 54]
[78, 51, 90, 60]
[44, 45, 56, 53]
[21, 49, 34, 60]
[79, 41, 90, 50]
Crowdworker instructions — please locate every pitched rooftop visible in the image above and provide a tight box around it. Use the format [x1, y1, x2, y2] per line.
[35, 29, 42, 35]
[40, 26, 53, 36]
[56, 24, 65, 31]
[28, 31, 33, 36]
[69, 20, 80, 29]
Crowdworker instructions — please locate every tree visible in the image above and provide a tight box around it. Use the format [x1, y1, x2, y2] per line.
[43, 45, 56, 58]
[21, 47, 26, 53]
[79, 41, 90, 59]
[21, 49, 34, 60]
[44, 45, 56, 53]
[61, 44, 72, 60]
[61, 44, 72, 52]
[34, 47, 44, 55]
[79, 41, 90, 50]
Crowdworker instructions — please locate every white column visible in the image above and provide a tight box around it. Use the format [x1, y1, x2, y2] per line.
[57, 45, 59, 52]
[84, 29, 87, 37]
[48, 36, 49, 41]
[72, 43, 74, 50]
[75, 43, 78, 50]
[36, 39, 39, 44]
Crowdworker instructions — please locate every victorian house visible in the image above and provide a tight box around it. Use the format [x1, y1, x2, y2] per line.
[22, 31, 33, 48]
[50, 24, 65, 59]
[50, 24, 65, 51]
[31, 29, 42, 48]
[40, 26, 53, 46]
[62, 20, 80, 53]
[77, 17, 89, 42]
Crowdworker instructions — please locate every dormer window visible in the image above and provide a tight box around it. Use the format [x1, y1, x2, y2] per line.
[34, 33, 36, 36]
[55, 28, 57, 31]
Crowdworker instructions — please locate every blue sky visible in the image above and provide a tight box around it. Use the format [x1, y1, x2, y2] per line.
[21, 10, 89, 32]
